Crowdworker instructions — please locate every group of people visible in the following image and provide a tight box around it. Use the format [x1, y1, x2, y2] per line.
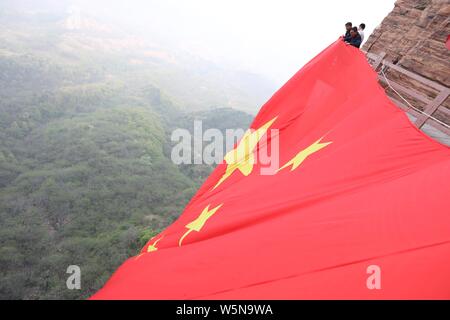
[343, 22, 365, 48]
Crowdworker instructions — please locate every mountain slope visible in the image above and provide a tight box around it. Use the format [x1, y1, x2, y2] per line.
[0, 5, 255, 299]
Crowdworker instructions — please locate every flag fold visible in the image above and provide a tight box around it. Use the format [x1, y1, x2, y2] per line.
[92, 39, 450, 300]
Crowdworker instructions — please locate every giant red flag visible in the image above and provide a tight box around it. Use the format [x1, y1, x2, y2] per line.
[92, 39, 450, 299]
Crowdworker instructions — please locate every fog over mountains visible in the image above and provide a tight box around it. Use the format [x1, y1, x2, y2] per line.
[0, 1, 258, 299]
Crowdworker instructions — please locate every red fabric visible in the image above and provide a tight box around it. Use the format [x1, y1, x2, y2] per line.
[446, 35, 450, 51]
[92, 39, 450, 300]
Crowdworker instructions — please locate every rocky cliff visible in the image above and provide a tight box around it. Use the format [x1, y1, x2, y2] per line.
[363, 0, 450, 131]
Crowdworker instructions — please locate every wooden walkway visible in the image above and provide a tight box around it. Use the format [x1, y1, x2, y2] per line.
[364, 51, 450, 146]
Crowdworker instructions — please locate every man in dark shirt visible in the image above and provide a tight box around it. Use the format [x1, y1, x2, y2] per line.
[346, 27, 362, 48]
[343, 22, 352, 42]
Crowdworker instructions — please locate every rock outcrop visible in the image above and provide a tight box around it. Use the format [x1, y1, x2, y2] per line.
[363, 0, 450, 127]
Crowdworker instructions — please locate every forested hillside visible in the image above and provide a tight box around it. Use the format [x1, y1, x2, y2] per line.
[0, 5, 256, 299]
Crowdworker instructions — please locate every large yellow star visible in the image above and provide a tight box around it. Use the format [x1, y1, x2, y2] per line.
[213, 117, 277, 189]
[179, 204, 223, 246]
[277, 138, 332, 172]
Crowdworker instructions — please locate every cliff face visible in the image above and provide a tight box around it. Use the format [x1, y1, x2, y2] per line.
[363, 0, 450, 87]
[363, 0, 450, 132]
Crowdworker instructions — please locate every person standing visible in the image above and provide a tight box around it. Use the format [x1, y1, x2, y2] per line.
[358, 23, 366, 43]
[346, 27, 362, 48]
[343, 22, 352, 42]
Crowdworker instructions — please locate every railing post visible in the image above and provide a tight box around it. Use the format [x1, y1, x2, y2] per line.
[414, 89, 450, 128]
[372, 52, 386, 71]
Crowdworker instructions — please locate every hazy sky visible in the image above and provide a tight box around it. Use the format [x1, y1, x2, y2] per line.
[77, 0, 395, 84]
[11, 0, 396, 84]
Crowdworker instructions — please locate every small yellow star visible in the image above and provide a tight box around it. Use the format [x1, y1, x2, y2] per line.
[134, 236, 163, 260]
[278, 138, 332, 172]
[179, 204, 223, 246]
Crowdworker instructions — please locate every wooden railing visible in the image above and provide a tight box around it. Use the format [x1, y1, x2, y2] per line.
[364, 51, 450, 136]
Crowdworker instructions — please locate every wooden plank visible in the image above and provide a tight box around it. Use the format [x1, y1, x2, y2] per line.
[388, 96, 450, 135]
[377, 76, 433, 104]
[364, 51, 379, 61]
[427, 118, 450, 136]
[382, 61, 447, 92]
[439, 106, 450, 118]
[364, 51, 386, 70]
[372, 52, 386, 70]
[415, 89, 450, 128]
[386, 95, 421, 116]
[364, 50, 450, 137]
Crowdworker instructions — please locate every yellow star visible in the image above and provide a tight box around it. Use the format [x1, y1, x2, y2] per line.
[179, 204, 223, 246]
[134, 236, 164, 260]
[278, 138, 332, 172]
[147, 236, 163, 252]
[213, 117, 277, 189]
